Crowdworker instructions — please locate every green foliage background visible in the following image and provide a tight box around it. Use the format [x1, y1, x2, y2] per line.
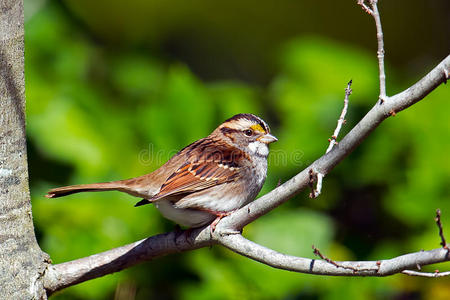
[25, 0, 449, 299]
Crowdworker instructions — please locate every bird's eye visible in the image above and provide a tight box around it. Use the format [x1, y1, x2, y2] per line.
[244, 129, 253, 137]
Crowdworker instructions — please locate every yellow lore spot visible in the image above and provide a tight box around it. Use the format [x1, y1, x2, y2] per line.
[250, 124, 265, 133]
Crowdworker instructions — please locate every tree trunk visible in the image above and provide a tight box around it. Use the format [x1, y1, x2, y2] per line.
[0, 0, 48, 298]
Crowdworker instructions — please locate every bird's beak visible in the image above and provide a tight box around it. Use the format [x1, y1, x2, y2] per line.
[258, 133, 278, 144]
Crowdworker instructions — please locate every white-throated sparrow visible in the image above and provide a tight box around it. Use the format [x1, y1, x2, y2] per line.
[46, 113, 277, 228]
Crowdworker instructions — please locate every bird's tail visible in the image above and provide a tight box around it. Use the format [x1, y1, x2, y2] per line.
[46, 180, 135, 198]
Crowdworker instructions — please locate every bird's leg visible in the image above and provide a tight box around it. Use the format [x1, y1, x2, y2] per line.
[196, 208, 241, 235]
[210, 211, 232, 232]
[209, 210, 241, 236]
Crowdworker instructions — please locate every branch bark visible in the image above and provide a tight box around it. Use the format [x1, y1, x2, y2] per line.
[44, 228, 213, 294]
[218, 234, 450, 276]
[0, 0, 49, 298]
[370, 0, 387, 101]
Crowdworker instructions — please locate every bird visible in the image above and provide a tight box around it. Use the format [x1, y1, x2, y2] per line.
[46, 113, 277, 228]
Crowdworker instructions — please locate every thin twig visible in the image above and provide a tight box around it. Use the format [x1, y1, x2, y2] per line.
[308, 169, 317, 198]
[402, 270, 450, 278]
[312, 173, 324, 198]
[359, 0, 387, 102]
[370, 0, 387, 101]
[326, 80, 352, 154]
[357, 0, 373, 15]
[312, 245, 358, 272]
[276, 178, 282, 188]
[435, 209, 448, 249]
[312, 80, 352, 198]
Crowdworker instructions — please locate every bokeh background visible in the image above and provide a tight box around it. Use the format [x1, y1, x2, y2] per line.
[25, 0, 450, 299]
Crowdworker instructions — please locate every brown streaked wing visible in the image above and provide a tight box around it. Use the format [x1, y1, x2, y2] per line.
[150, 139, 247, 200]
[150, 161, 240, 201]
[150, 136, 249, 201]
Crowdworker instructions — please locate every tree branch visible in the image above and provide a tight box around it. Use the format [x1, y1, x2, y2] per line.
[218, 54, 450, 231]
[402, 270, 450, 278]
[44, 227, 214, 295]
[41, 0, 450, 295]
[217, 234, 450, 276]
[43, 53, 450, 296]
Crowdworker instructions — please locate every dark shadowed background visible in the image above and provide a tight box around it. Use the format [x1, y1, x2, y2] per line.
[25, 0, 450, 299]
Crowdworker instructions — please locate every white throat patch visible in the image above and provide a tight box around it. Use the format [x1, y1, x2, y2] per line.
[248, 141, 269, 157]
